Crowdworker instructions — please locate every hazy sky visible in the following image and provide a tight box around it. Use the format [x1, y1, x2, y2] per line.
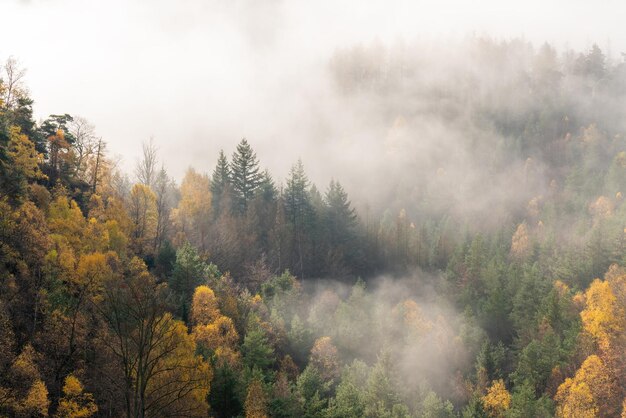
[1, 0, 624, 183]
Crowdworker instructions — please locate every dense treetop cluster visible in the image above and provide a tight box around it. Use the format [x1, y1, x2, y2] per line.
[1, 39, 626, 417]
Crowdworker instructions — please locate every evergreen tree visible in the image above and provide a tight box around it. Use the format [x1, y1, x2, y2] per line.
[324, 180, 359, 274]
[231, 139, 261, 214]
[284, 159, 313, 278]
[211, 149, 231, 215]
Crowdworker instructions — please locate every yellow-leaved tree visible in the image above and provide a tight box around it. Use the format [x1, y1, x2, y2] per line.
[309, 336, 340, 381]
[128, 183, 157, 256]
[191, 285, 241, 367]
[555, 355, 619, 417]
[8, 125, 46, 183]
[244, 378, 268, 418]
[481, 379, 511, 418]
[171, 168, 211, 251]
[581, 278, 624, 352]
[191, 285, 220, 325]
[54, 374, 97, 418]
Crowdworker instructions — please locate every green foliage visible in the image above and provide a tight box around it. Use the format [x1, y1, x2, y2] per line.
[231, 138, 261, 214]
[242, 327, 275, 372]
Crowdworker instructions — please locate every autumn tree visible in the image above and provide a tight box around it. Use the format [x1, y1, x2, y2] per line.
[128, 183, 157, 256]
[555, 355, 619, 417]
[481, 379, 511, 418]
[310, 336, 340, 382]
[245, 378, 268, 418]
[54, 375, 98, 418]
[171, 168, 211, 251]
[96, 257, 211, 417]
[510, 223, 531, 261]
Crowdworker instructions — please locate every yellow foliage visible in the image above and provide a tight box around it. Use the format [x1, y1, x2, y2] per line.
[393, 299, 433, 335]
[147, 316, 212, 416]
[193, 315, 239, 352]
[553, 280, 570, 297]
[527, 196, 542, 218]
[215, 346, 242, 369]
[105, 220, 128, 255]
[128, 183, 157, 255]
[172, 168, 212, 250]
[83, 218, 109, 253]
[555, 355, 619, 417]
[22, 379, 49, 417]
[8, 125, 46, 181]
[75, 252, 111, 292]
[590, 195, 614, 220]
[510, 223, 531, 260]
[555, 379, 597, 418]
[481, 379, 511, 418]
[11, 344, 40, 382]
[55, 375, 98, 418]
[191, 285, 220, 325]
[581, 279, 624, 351]
[244, 378, 268, 418]
[310, 336, 340, 381]
[48, 196, 87, 253]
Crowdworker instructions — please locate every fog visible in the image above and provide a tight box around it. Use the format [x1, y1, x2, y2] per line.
[0, 3, 621, 152]
[2, 0, 625, 220]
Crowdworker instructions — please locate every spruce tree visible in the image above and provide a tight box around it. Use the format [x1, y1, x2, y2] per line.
[211, 149, 231, 215]
[230, 138, 261, 214]
[284, 159, 312, 277]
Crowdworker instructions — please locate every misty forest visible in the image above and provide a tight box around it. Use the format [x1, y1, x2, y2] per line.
[3, 9, 626, 418]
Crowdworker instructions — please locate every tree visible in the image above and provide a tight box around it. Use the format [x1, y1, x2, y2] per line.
[245, 378, 268, 418]
[190, 285, 220, 325]
[128, 183, 157, 256]
[194, 315, 239, 353]
[1, 57, 27, 111]
[284, 159, 312, 278]
[6, 125, 46, 197]
[231, 138, 261, 214]
[555, 355, 619, 417]
[67, 116, 98, 183]
[54, 375, 98, 418]
[581, 278, 624, 352]
[39, 114, 76, 185]
[510, 223, 531, 261]
[242, 327, 275, 371]
[171, 244, 209, 318]
[481, 379, 511, 418]
[171, 168, 211, 251]
[309, 336, 340, 382]
[324, 180, 358, 273]
[211, 149, 231, 215]
[152, 167, 175, 253]
[135, 138, 158, 188]
[96, 257, 211, 417]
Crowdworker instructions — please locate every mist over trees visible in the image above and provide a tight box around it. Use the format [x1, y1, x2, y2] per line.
[1, 37, 626, 417]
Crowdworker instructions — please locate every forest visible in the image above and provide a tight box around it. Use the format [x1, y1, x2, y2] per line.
[1, 37, 626, 418]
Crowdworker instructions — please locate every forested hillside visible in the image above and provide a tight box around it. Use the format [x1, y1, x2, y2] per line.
[1, 38, 626, 417]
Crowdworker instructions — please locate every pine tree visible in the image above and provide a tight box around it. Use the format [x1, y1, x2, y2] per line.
[284, 159, 312, 277]
[211, 149, 231, 215]
[231, 139, 261, 214]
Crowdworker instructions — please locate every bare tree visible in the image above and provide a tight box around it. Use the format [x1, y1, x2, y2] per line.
[2, 57, 27, 110]
[92, 137, 105, 194]
[135, 138, 158, 188]
[69, 116, 98, 182]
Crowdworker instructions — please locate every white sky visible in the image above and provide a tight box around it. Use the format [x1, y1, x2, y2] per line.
[1, 0, 625, 181]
